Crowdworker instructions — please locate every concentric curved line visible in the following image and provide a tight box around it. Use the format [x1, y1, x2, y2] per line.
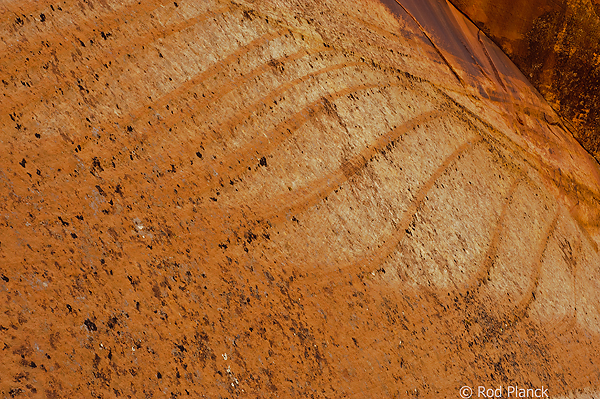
[548, 313, 578, 337]
[195, 81, 388, 196]
[0, 1, 228, 79]
[301, 136, 484, 285]
[574, 219, 600, 253]
[542, 210, 589, 336]
[347, 138, 483, 271]
[253, 110, 446, 223]
[2, 4, 234, 113]
[196, 61, 363, 147]
[460, 175, 523, 295]
[137, 45, 332, 139]
[100, 28, 287, 132]
[198, 110, 446, 234]
[39, 28, 289, 157]
[74, 47, 347, 177]
[509, 208, 560, 326]
[0, 0, 198, 82]
[430, 75, 600, 230]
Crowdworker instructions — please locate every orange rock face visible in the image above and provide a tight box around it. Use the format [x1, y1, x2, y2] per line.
[1, 0, 599, 398]
[450, 0, 600, 160]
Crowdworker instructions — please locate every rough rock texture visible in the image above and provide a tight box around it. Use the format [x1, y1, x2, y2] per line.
[450, 0, 600, 160]
[0, 0, 599, 397]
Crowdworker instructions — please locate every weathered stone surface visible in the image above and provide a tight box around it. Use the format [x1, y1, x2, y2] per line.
[0, 0, 599, 397]
[450, 0, 600, 160]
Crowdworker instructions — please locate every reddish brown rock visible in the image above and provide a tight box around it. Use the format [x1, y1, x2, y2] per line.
[0, 0, 599, 398]
[450, 0, 600, 160]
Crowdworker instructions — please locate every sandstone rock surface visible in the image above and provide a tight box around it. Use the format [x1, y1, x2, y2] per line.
[1, 0, 599, 397]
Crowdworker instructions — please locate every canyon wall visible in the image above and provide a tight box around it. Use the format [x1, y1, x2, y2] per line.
[1, 0, 599, 397]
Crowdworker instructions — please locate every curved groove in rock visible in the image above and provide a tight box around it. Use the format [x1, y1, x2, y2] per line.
[197, 61, 363, 150]
[2, 3, 234, 111]
[0, 0, 177, 59]
[85, 57, 369, 187]
[510, 209, 561, 325]
[196, 82, 391, 196]
[462, 175, 523, 295]
[95, 28, 288, 136]
[210, 110, 447, 231]
[2, 1, 600, 396]
[312, 136, 484, 281]
[141, 46, 331, 135]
